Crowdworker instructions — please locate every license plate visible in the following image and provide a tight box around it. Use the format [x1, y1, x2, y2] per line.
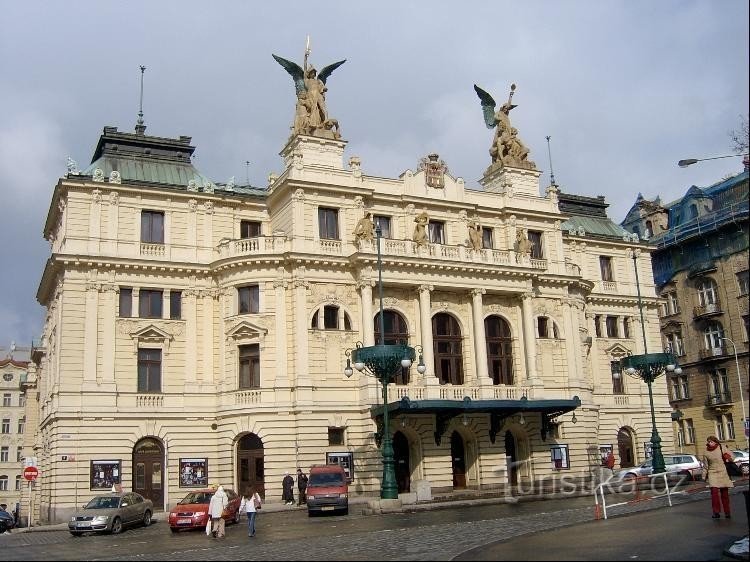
[321, 506, 335, 511]
[178, 519, 192, 525]
[76, 522, 91, 527]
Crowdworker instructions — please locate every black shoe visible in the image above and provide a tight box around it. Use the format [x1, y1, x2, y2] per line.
[712, 513, 720, 519]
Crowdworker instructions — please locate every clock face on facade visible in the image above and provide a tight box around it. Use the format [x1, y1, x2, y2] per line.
[3, 373, 12, 381]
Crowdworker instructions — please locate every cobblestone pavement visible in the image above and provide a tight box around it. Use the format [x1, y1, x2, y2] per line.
[1, 484, 747, 561]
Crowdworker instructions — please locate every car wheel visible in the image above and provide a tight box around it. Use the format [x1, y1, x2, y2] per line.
[110, 517, 123, 535]
[233, 509, 240, 525]
[142, 510, 152, 527]
[70, 531, 83, 537]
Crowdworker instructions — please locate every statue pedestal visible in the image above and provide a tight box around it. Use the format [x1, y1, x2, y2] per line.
[280, 134, 348, 171]
[480, 163, 542, 198]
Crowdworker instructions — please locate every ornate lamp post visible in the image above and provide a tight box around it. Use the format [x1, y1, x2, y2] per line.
[343, 224, 423, 499]
[619, 249, 682, 474]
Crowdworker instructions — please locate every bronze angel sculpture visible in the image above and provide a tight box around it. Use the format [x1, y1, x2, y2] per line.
[473, 83, 535, 169]
[273, 52, 346, 139]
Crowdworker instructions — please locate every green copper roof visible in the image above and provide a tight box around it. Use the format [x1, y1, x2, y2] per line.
[83, 155, 213, 187]
[561, 215, 631, 239]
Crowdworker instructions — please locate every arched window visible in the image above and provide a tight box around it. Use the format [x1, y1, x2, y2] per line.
[703, 321, 724, 351]
[374, 310, 411, 384]
[432, 313, 463, 385]
[696, 278, 718, 306]
[311, 305, 353, 330]
[536, 316, 560, 339]
[485, 315, 513, 385]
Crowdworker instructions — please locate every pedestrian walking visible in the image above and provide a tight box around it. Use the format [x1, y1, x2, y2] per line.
[605, 451, 616, 474]
[208, 485, 229, 537]
[297, 468, 309, 505]
[701, 435, 733, 519]
[240, 487, 262, 537]
[282, 471, 295, 505]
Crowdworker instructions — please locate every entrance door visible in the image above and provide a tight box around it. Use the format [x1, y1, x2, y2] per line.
[132, 437, 164, 510]
[451, 431, 466, 488]
[237, 433, 265, 499]
[393, 431, 411, 493]
[505, 431, 518, 485]
[617, 428, 635, 467]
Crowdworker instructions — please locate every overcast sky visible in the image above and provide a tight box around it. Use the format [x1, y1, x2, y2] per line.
[0, 0, 747, 349]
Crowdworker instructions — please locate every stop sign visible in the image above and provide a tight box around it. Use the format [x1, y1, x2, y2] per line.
[23, 466, 39, 481]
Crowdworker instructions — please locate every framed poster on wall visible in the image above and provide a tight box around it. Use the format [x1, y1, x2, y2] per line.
[90, 460, 122, 490]
[599, 444, 613, 466]
[326, 451, 354, 482]
[179, 458, 209, 487]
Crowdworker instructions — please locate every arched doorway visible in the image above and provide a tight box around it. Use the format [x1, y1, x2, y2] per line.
[617, 428, 635, 467]
[132, 437, 164, 510]
[450, 431, 467, 489]
[237, 434, 265, 499]
[393, 431, 411, 493]
[505, 431, 518, 485]
[433, 313, 464, 385]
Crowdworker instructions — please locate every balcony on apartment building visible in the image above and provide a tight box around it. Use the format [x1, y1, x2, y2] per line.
[705, 391, 733, 408]
[693, 299, 723, 319]
[698, 345, 728, 360]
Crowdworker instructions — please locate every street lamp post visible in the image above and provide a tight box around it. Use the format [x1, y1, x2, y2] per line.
[619, 249, 682, 474]
[343, 224, 423, 499]
[677, 154, 748, 168]
[721, 336, 748, 451]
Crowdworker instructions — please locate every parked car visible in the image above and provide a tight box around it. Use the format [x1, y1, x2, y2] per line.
[0, 509, 16, 533]
[614, 454, 703, 481]
[168, 488, 241, 533]
[306, 464, 349, 516]
[730, 450, 749, 475]
[68, 492, 153, 536]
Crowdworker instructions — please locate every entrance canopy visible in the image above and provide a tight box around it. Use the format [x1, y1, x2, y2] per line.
[371, 395, 581, 446]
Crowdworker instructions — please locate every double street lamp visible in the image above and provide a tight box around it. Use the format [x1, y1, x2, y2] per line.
[343, 224, 424, 499]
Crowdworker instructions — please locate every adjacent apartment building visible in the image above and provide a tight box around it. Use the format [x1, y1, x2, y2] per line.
[27, 87, 671, 523]
[0, 350, 29, 515]
[622, 169, 749, 460]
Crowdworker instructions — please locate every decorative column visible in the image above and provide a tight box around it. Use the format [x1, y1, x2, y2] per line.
[273, 275, 290, 394]
[293, 272, 312, 404]
[471, 289, 490, 386]
[184, 289, 198, 386]
[101, 284, 118, 391]
[107, 192, 119, 255]
[83, 282, 100, 387]
[562, 297, 582, 386]
[201, 289, 215, 385]
[520, 292, 540, 386]
[162, 290, 170, 320]
[188, 199, 198, 261]
[358, 279, 375, 346]
[418, 285, 435, 381]
[89, 190, 102, 254]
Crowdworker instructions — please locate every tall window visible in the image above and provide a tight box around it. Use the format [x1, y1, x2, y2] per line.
[715, 415, 726, 441]
[703, 322, 725, 351]
[119, 287, 132, 317]
[1, 418, 9, 434]
[527, 230, 543, 259]
[481, 227, 493, 249]
[670, 374, 689, 400]
[141, 210, 164, 244]
[428, 221, 445, 244]
[599, 256, 614, 281]
[240, 220, 261, 239]
[0, 476, 7, 491]
[594, 315, 602, 338]
[238, 285, 259, 314]
[685, 418, 695, 444]
[697, 278, 718, 306]
[645, 220, 653, 238]
[606, 316, 618, 338]
[19, 394, 25, 407]
[432, 313, 463, 385]
[170, 291, 182, 320]
[17, 417, 24, 434]
[536, 316, 560, 338]
[239, 344, 260, 389]
[16, 446, 22, 462]
[139, 289, 163, 318]
[486, 316, 513, 385]
[709, 368, 730, 402]
[661, 291, 680, 315]
[137, 348, 162, 393]
[666, 332, 685, 356]
[318, 208, 339, 240]
[15, 475, 21, 491]
[2, 393, 10, 407]
[374, 310, 410, 385]
[374, 215, 391, 238]
[611, 361, 625, 394]
[737, 270, 749, 296]
[725, 414, 736, 440]
[0, 447, 7, 462]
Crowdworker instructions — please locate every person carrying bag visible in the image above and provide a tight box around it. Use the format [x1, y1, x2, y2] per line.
[239, 487, 262, 538]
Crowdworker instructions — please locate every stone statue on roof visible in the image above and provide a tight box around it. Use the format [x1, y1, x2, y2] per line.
[273, 37, 346, 140]
[474, 83, 536, 170]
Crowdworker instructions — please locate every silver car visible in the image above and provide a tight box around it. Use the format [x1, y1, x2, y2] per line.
[731, 450, 749, 475]
[614, 454, 703, 481]
[69, 492, 153, 536]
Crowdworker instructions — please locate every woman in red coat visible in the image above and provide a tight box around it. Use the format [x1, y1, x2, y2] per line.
[701, 435, 734, 519]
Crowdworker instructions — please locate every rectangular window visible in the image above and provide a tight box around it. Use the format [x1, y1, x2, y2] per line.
[323, 305, 339, 329]
[17, 446, 22, 462]
[238, 344, 260, 389]
[374, 215, 391, 239]
[667, 292, 680, 315]
[679, 375, 689, 399]
[0, 479, 7, 491]
[594, 315, 602, 338]
[17, 417, 24, 434]
[737, 270, 749, 296]
[19, 394, 26, 407]
[482, 227, 493, 249]
[428, 221, 445, 244]
[240, 220, 261, 239]
[141, 210, 164, 244]
[238, 285, 259, 314]
[537, 316, 549, 339]
[1, 418, 9, 434]
[527, 230, 543, 259]
[606, 316, 618, 338]
[15, 475, 21, 491]
[0, 447, 8, 462]
[119, 288, 132, 317]
[550, 444, 570, 470]
[169, 291, 182, 320]
[2, 393, 10, 407]
[318, 207, 339, 240]
[137, 348, 162, 393]
[726, 414, 736, 440]
[599, 256, 614, 281]
[686, 418, 695, 444]
[623, 318, 631, 339]
[715, 416, 726, 440]
[611, 361, 625, 394]
[138, 289, 163, 318]
[328, 427, 345, 446]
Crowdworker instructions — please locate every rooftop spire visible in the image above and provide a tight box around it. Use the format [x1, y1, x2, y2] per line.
[545, 135, 557, 186]
[135, 65, 147, 135]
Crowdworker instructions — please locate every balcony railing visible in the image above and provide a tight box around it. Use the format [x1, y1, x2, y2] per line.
[698, 346, 727, 360]
[693, 300, 722, 318]
[601, 281, 618, 293]
[705, 391, 732, 407]
[140, 242, 166, 257]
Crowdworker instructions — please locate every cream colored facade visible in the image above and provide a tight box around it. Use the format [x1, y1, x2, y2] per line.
[29, 127, 671, 524]
[0, 356, 29, 515]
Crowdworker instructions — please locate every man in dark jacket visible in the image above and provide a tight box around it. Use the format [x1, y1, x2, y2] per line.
[297, 468, 309, 505]
[282, 471, 295, 505]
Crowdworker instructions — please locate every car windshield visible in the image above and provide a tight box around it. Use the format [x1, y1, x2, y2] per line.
[85, 496, 120, 509]
[309, 473, 345, 486]
[178, 492, 212, 505]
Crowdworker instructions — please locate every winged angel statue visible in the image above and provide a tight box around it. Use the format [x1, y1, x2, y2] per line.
[273, 48, 346, 140]
[473, 83, 535, 169]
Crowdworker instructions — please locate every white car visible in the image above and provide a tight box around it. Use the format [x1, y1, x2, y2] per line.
[614, 454, 703, 481]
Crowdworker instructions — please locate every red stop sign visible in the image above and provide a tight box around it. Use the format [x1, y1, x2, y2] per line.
[23, 466, 39, 481]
